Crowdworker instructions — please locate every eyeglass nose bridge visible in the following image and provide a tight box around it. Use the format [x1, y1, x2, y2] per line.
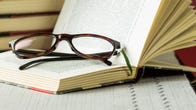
[58, 34, 75, 48]
[59, 34, 73, 41]
[56, 34, 78, 54]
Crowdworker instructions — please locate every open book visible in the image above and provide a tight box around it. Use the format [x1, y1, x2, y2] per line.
[0, 0, 196, 94]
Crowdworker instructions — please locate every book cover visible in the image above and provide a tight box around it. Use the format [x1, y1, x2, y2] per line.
[175, 47, 196, 78]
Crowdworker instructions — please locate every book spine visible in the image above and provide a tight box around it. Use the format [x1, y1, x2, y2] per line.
[0, 11, 60, 18]
[0, 0, 64, 15]
[0, 12, 58, 32]
[0, 29, 53, 37]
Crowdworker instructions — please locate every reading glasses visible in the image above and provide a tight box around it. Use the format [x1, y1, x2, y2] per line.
[9, 33, 121, 70]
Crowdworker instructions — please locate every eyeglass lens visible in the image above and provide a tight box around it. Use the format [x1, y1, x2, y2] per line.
[72, 36, 114, 55]
[14, 35, 56, 55]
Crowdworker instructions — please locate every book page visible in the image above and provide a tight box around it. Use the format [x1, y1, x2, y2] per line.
[0, 51, 124, 79]
[141, 0, 196, 64]
[145, 52, 196, 72]
[53, 0, 162, 66]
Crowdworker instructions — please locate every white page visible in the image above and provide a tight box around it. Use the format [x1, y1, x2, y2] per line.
[53, 0, 162, 66]
[0, 51, 124, 79]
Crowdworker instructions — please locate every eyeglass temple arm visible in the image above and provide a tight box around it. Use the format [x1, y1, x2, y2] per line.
[114, 40, 121, 49]
[19, 56, 83, 70]
[17, 50, 115, 70]
[47, 51, 115, 66]
[19, 56, 112, 70]
[16, 50, 118, 57]
[46, 51, 117, 57]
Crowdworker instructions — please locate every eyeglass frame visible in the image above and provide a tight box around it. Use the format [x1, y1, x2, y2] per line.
[9, 33, 121, 70]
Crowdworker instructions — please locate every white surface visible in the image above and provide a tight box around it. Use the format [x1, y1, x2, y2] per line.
[0, 74, 195, 110]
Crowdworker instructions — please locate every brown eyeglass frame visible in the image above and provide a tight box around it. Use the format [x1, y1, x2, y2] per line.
[9, 33, 121, 70]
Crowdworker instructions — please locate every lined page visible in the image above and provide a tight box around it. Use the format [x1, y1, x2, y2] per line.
[53, 0, 162, 66]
